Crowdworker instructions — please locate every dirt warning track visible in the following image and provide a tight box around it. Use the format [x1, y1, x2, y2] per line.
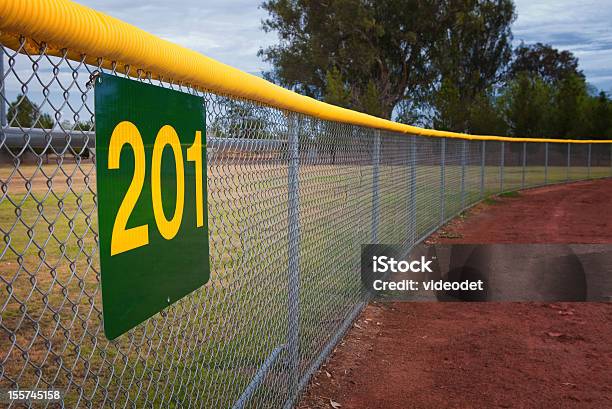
[298, 179, 612, 409]
[430, 178, 612, 244]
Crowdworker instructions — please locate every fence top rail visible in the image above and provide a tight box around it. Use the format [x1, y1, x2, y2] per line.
[1, 0, 611, 144]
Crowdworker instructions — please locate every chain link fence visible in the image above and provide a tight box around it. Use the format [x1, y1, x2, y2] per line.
[1, 36, 612, 409]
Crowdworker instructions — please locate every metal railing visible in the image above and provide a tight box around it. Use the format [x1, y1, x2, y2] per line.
[1, 34, 612, 409]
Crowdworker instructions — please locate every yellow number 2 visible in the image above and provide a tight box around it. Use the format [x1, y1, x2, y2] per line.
[108, 121, 149, 255]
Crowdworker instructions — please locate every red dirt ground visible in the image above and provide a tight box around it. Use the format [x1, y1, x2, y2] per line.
[297, 179, 612, 409]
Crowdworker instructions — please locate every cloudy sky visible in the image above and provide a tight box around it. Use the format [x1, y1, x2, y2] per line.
[513, 0, 612, 92]
[77, 0, 612, 92]
[76, 0, 612, 93]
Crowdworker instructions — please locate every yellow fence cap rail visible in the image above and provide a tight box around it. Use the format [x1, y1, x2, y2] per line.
[0, 0, 610, 144]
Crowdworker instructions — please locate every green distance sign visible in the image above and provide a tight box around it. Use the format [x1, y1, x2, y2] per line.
[95, 73, 210, 340]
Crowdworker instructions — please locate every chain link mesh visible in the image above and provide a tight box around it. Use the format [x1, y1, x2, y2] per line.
[1, 38, 611, 409]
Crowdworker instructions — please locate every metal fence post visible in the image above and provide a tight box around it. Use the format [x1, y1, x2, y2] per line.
[544, 142, 548, 184]
[522, 142, 526, 189]
[460, 139, 466, 208]
[372, 130, 380, 244]
[500, 141, 505, 193]
[287, 113, 301, 402]
[480, 140, 485, 198]
[587, 143, 592, 179]
[409, 135, 417, 245]
[440, 138, 446, 223]
[567, 143, 571, 182]
[0, 52, 6, 129]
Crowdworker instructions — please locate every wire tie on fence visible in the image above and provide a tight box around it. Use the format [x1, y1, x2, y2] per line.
[86, 70, 102, 90]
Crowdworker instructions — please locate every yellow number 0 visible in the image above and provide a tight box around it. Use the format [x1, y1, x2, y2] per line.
[109, 121, 149, 256]
[151, 125, 185, 240]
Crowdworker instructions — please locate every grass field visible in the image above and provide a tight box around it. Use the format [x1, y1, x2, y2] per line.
[0, 159, 609, 407]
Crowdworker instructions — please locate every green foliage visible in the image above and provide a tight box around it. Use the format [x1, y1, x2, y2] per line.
[431, 0, 516, 133]
[499, 46, 611, 140]
[324, 67, 351, 108]
[499, 190, 520, 198]
[260, 1, 612, 140]
[361, 80, 383, 118]
[483, 197, 501, 205]
[433, 79, 466, 132]
[499, 72, 555, 138]
[8, 94, 54, 129]
[589, 92, 612, 138]
[75, 120, 93, 131]
[510, 42, 583, 84]
[498, 70, 611, 139]
[208, 99, 274, 139]
[394, 99, 429, 127]
[61, 119, 94, 132]
[468, 90, 508, 136]
[259, 0, 441, 119]
[553, 74, 590, 138]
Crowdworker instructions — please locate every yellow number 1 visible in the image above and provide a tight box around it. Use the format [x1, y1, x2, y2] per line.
[187, 131, 204, 227]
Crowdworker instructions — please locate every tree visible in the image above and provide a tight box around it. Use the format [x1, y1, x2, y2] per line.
[552, 73, 590, 138]
[259, 0, 442, 119]
[589, 91, 611, 138]
[7, 94, 54, 129]
[510, 43, 583, 84]
[432, 78, 465, 131]
[468, 90, 507, 136]
[324, 67, 351, 108]
[208, 98, 274, 140]
[506, 43, 602, 139]
[499, 72, 554, 138]
[259, 0, 609, 141]
[431, 0, 516, 132]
